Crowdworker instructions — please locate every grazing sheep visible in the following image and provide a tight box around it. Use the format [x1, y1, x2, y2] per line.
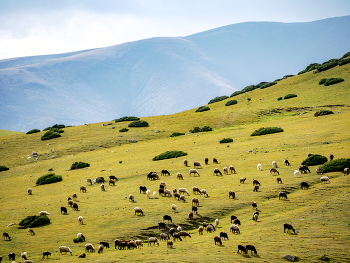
[161, 169, 171, 176]
[180, 195, 186, 202]
[240, 178, 246, 184]
[73, 193, 77, 200]
[164, 189, 172, 197]
[172, 204, 178, 213]
[167, 239, 173, 248]
[153, 191, 157, 199]
[223, 167, 228, 174]
[77, 233, 85, 241]
[246, 245, 257, 254]
[200, 189, 209, 197]
[177, 172, 183, 180]
[28, 228, 35, 235]
[189, 212, 193, 220]
[315, 167, 323, 174]
[98, 244, 104, 253]
[42, 251, 51, 258]
[279, 191, 288, 200]
[129, 194, 134, 202]
[73, 203, 79, 210]
[294, 170, 302, 177]
[169, 228, 176, 237]
[214, 168, 222, 176]
[159, 188, 165, 196]
[284, 159, 290, 166]
[207, 224, 215, 233]
[179, 188, 190, 196]
[100, 184, 106, 191]
[237, 245, 248, 254]
[229, 165, 236, 174]
[184, 159, 188, 166]
[192, 198, 199, 206]
[109, 175, 118, 181]
[27, 188, 32, 195]
[148, 237, 159, 246]
[174, 192, 180, 200]
[329, 154, 334, 161]
[253, 213, 259, 222]
[109, 179, 116, 186]
[230, 224, 240, 234]
[229, 191, 235, 199]
[215, 218, 219, 228]
[253, 185, 259, 192]
[39, 211, 50, 216]
[189, 169, 200, 177]
[252, 201, 258, 210]
[158, 222, 166, 230]
[160, 232, 169, 241]
[139, 185, 147, 194]
[269, 168, 279, 175]
[192, 186, 201, 194]
[198, 226, 204, 235]
[78, 253, 86, 258]
[284, 223, 296, 233]
[87, 178, 92, 185]
[192, 205, 198, 214]
[320, 176, 330, 184]
[179, 231, 191, 238]
[21, 252, 28, 260]
[214, 236, 222, 245]
[85, 243, 95, 252]
[173, 233, 182, 241]
[257, 164, 263, 171]
[147, 172, 159, 180]
[8, 252, 15, 261]
[80, 186, 87, 192]
[163, 215, 172, 223]
[301, 182, 309, 189]
[253, 179, 261, 186]
[203, 222, 209, 229]
[213, 158, 219, 164]
[59, 246, 72, 255]
[205, 158, 209, 164]
[135, 240, 143, 248]
[344, 167, 349, 176]
[78, 216, 84, 225]
[68, 199, 74, 207]
[272, 161, 278, 168]
[173, 188, 177, 193]
[277, 176, 282, 184]
[230, 215, 237, 223]
[134, 207, 143, 215]
[146, 189, 151, 199]
[177, 226, 182, 232]
[233, 219, 241, 225]
[220, 232, 229, 240]
[194, 161, 202, 169]
[299, 165, 310, 173]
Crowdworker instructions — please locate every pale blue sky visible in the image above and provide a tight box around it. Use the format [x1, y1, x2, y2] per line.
[0, 0, 349, 60]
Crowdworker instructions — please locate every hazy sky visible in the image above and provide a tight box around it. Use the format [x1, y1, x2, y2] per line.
[0, 0, 349, 60]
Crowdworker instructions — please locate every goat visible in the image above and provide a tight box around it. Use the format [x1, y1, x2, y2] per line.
[214, 236, 222, 245]
[284, 223, 296, 233]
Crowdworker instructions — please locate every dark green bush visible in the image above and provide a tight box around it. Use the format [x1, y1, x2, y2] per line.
[319, 158, 350, 173]
[26, 129, 41, 134]
[208, 96, 229, 104]
[284, 94, 297, 100]
[339, 59, 350, 66]
[251, 127, 284, 136]
[298, 63, 321, 74]
[220, 138, 233, 143]
[324, 78, 344, 86]
[319, 78, 327, 85]
[0, 165, 9, 172]
[260, 81, 277, 89]
[52, 124, 65, 129]
[50, 128, 64, 133]
[189, 126, 213, 133]
[36, 173, 62, 185]
[314, 110, 334, 117]
[119, 128, 129, 132]
[277, 97, 283, 101]
[225, 100, 237, 106]
[41, 130, 61, 140]
[19, 215, 50, 228]
[152, 150, 188, 161]
[73, 237, 85, 243]
[128, 120, 149, 127]
[70, 162, 90, 170]
[115, 116, 140, 122]
[195, 106, 210, 112]
[341, 52, 350, 59]
[43, 127, 51, 131]
[170, 132, 185, 137]
[301, 154, 328, 166]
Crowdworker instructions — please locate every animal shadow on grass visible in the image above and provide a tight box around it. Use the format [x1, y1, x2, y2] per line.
[250, 254, 261, 259]
[242, 254, 251, 258]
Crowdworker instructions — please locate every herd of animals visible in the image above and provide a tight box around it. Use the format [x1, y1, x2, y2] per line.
[1, 154, 349, 262]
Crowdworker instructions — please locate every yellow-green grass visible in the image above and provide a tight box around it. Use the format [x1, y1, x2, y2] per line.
[0, 129, 23, 136]
[0, 64, 349, 262]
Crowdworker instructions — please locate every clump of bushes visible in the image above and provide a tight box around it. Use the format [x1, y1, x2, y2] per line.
[277, 97, 283, 101]
[152, 150, 188, 161]
[189, 126, 213, 133]
[260, 81, 277, 89]
[195, 106, 210, 112]
[319, 78, 327, 85]
[19, 215, 50, 228]
[319, 158, 350, 173]
[41, 130, 61, 140]
[26, 129, 40, 134]
[128, 120, 149, 127]
[73, 237, 85, 243]
[301, 154, 328, 166]
[251, 127, 284, 136]
[314, 110, 334, 117]
[119, 128, 129, 132]
[323, 78, 344, 86]
[225, 100, 237, 106]
[284, 94, 297, 100]
[208, 96, 229, 104]
[70, 162, 90, 170]
[170, 132, 185, 137]
[220, 138, 233, 143]
[36, 173, 62, 185]
[0, 165, 9, 172]
[115, 116, 140, 122]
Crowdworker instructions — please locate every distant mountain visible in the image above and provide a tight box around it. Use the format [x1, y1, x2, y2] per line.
[1, 16, 349, 132]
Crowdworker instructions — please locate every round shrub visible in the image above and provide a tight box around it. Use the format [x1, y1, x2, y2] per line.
[26, 129, 40, 134]
[41, 130, 61, 140]
[73, 237, 85, 243]
[119, 128, 129, 132]
[189, 126, 213, 133]
[284, 94, 297, 100]
[195, 106, 210, 112]
[36, 173, 62, 185]
[319, 158, 350, 173]
[128, 120, 149, 127]
[301, 154, 328, 166]
[208, 96, 229, 104]
[314, 110, 334, 117]
[115, 116, 140, 122]
[170, 132, 185, 137]
[251, 127, 284, 136]
[277, 97, 283, 101]
[19, 215, 50, 228]
[220, 138, 233, 143]
[153, 150, 188, 161]
[319, 78, 327, 85]
[324, 78, 344, 86]
[0, 165, 9, 172]
[52, 124, 65, 129]
[225, 100, 238, 106]
[70, 161, 90, 170]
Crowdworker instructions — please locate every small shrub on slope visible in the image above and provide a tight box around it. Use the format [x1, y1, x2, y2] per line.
[170, 132, 185, 137]
[189, 126, 212, 133]
[153, 150, 187, 161]
[220, 138, 233, 143]
[70, 162, 90, 170]
[284, 94, 297, 100]
[41, 130, 61, 140]
[277, 97, 283, 101]
[73, 237, 85, 243]
[319, 158, 350, 173]
[301, 154, 328, 166]
[324, 78, 344, 86]
[36, 173, 62, 185]
[26, 129, 40, 134]
[225, 100, 237, 106]
[195, 106, 210, 112]
[208, 96, 229, 104]
[314, 110, 334, 117]
[128, 120, 149, 127]
[119, 128, 129, 132]
[251, 127, 284, 136]
[0, 165, 9, 172]
[19, 215, 50, 228]
[115, 116, 140, 122]
[319, 78, 327, 85]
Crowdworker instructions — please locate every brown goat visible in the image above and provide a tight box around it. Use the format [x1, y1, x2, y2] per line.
[214, 236, 222, 245]
[229, 191, 235, 199]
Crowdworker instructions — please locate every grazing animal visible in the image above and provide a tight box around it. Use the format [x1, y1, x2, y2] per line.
[294, 170, 302, 177]
[146, 189, 151, 198]
[279, 191, 288, 200]
[109, 179, 116, 186]
[177, 172, 183, 180]
[161, 169, 171, 176]
[316, 167, 323, 174]
[167, 239, 173, 248]
[129, 194, 134, 202]
[253, 179, 261, 186]
[284, 223, 296, 233]
[73, 203, 79, 210]
[213, 158, 219, 164]
[233, 219, 241, 225]
[39, 211, 50, 216]
[229, 165, 236, 174]
[257, 164, 263, 171]
[169, 228, 176, 237]
[177, 226, 182, 232]
[230, 224, 240, 234]
[61, 206, 67, 214]
[192, 186, 201, 194]
[240, 178, 246, 183]
[272, 161, 278, 168]
[98, 244, 104, 253]
[184, 159, 188, 166]
[246, 245, 257, 254]
[148, 237, 159, 246]
[284, 159, 290, 166]
[179, 231, 191, 238]
[109, 175, 118, 181]
[253, 212, 259, 222]
[251, 201, 258, 210]
[158, 222, 166, 230]
[80, 186, 87, 192]
[215, 218, 219, 228]
[174, 192, 181, 200]
[198, 226, 203, 235]
[153, 191, 157, 199]
[200, 189, 208, 197]
[173, 233, 182, 241]
[205, 158, 209, 164]
[189, 169, 200, 176]
[135, 240, 143, 248]
[308, 153, 314, 157]
[180, 195, 186, 202]
[299, 165, 310, 173]
[179, 188, 190, 196]
[68, 199, 74, 207]
[78, 216, 84, 225]
[214, 168, 222, 176]
[237, 245, 248, 254]
[87, 178, 92, 185]
[101, 183, 106, 191]
[21, 251, 28, 260]
[189, 212, 193, 220]
[214, 236, 222, 245]
[344, 167, 349, 176]
[134, 207, 143, 215]
[192, 205, 198, 214]
[59, 246, 73, 255]
[164, 189, 172, 197]
[77, 233, 85, 241]
[320, 176, 330, 184]
[301, 182, 309, 189]
[28, 188, 32, 195]
[194, 161, 202, 169]
[72, 193, 77, 200]
[229, 191, 235, 199]
[172, 204, 178, 213]
[85, 243, 95, 252]
[230, 215, 237, 223]
[42, 251, 51, 258]
[220, 232, 228, 240]
[223, 167, 229, 174]
[192, 198, 199, 206]
[277, 176, 282, 184]
[163, 215, 173, 223]
[270, 168, 279, 175]
[253, 185, 259, 192]
[207, 224, 215, 233]
[139, 185, 147, 194]
[173, 188, 177, 193]
[78, 253, 86, 258]
[147, 172, 159, 180]
[100, 241, 109, 248]
[28, 228, 35, 235]
[203, 222, 209, 229]
[8, 252, 15, 261]
[329, 154, 334, 161]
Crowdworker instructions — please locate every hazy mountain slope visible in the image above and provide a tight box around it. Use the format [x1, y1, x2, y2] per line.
[0, 16, 349, 132]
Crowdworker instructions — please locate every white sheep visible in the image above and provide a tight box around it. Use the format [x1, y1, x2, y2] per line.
[146, 189, 151, 199]
[39, 211, 50, 216]
[129, 194, 134, 202]
[153, 191, 157, 199]
[177, 172, 184, 180]
[59, 246, 72, 255]
[177, 226, 182, 232]
[189, 169, 200, 176]
[27, 188, 32, 195]
[179, 188, 190, 196]
[148, 237, 159, 246]
[257, 164, 263, 171]
[294, 170, 302, 177]
[229, 165, 236, 174]
[21, 251, 28, 260]
[85, 243, 95, 252]
[134, 207, 144, 215]
[164, 189, 172, 197]
[78, 216, 84, 225]
[98, 244, 104, 253]
[320, 176, 330, 184]
[223, 167, 228, 174]
[200, 189, 208, 197]
[215, 218, 219, 228]
[230, 224, 240, 234]
[77, 233, 85, 241]
[272, 161, 278, 168]
[135, 240, 143, 248]
[180, 195, 186, 202]
[171, 204, 178, 213]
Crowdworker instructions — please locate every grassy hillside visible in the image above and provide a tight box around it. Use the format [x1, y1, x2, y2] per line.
[0, 129, 23, 136]
[0, 64, 349, 262]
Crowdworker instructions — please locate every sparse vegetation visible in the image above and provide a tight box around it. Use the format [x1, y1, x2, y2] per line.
[319, 158, 350, 173]
[251, 127, 284, 136]
[314, 110, 334, 117]
[170, 132, 185, 137]
[195, 106, 210, 112]
[41, 130, 61, 140]
[115, 116, 140, 122]
[301, 154, 328, 166]
[0, 165, 9, 172]
[284, 94, 297, 100]
[260, 81, 277, 89]
[26, 129, 41, 134]
[19, 215, 50, 228]
[220, 138, 233, 143]
[36, 173, 62, 185]
[152, 150, 187, 161]
[128, 120, 149, 127]
[189, 126, 213, 133]
[277, 97, 283, 101]
[119, 128, 129, 132]
[70, 161, 90, 170]
[225, 100, 237, 106]
[208, 96, 229, 104]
